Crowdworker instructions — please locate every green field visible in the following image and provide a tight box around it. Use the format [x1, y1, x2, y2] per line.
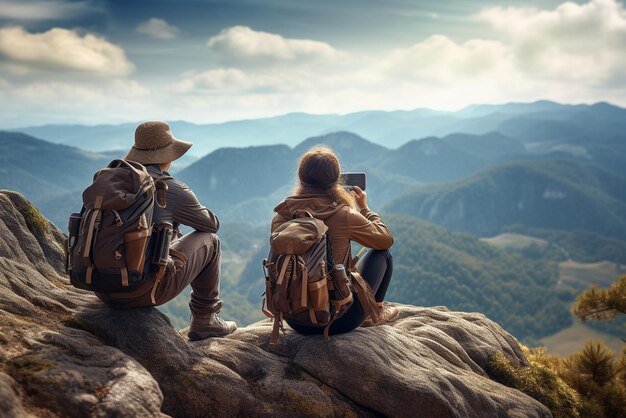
[557, 259, 625, 291]
[481, 233, 549, 251]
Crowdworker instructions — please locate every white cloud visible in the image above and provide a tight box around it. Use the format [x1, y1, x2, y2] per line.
[0, 26, 134, 77]
[170, 68, 260, 93]
[0, 79, 153, 126]
[476, 0, 626, 85]
[385, 35, 512, 84]
[2, 1, 626, 127]
[181, 0, 626, 120]
[136, 18, 179, 39]
[375, 0, 626, 106]
[0, 0, 100, 21]
[169, 67, 319, 94]
[207, 26, 339, 66]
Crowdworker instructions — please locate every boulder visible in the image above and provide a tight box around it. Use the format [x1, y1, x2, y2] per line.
[0, 191, 551, 417]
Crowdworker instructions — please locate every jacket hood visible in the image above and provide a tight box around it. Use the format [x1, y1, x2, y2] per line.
[274, 194, 346, 220]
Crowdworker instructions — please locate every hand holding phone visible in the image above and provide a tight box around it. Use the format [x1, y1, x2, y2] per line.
[341, 172, 366, 191]
[352, 186, 367, 210]
[341, 172, 367, 209]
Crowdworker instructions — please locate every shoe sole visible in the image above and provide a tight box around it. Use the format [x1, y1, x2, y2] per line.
[188, 329, 235, 341]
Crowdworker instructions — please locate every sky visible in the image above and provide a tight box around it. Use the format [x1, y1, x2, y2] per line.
[0, 0, 625, 127]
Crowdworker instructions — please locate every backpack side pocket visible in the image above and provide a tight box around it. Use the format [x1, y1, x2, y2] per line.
[124, 229, 151, 273]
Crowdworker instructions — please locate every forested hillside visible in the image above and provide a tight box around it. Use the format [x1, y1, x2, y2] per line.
[0, 131, 111, 226]
[384, 215, 571, 341]
[498, 226, 626, 265]
[385, 159, 626, 240]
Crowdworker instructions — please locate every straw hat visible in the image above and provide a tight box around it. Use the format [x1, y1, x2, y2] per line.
[125, 121, 192, 164]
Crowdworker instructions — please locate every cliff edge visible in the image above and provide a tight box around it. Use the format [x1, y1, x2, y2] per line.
[0, 190, 551, 417]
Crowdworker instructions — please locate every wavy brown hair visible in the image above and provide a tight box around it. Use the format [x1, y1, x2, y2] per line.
[294, 146, 355, 208]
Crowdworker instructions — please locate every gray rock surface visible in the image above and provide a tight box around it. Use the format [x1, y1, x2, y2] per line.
[0, 190, 552, 417]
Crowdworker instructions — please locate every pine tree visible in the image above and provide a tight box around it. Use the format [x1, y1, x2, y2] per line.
[564, 341, 616, 386]
[565, 275, 626, 416]
[573, 275, 626, 323]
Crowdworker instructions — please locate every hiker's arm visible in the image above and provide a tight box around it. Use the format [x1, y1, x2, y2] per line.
[347, 208, 393, 250]
[347, 186, 393, 249]
[271, 213, 286, 233]
[169, 181, 220, 233]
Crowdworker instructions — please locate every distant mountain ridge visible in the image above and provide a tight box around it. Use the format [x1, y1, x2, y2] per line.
[4, 122, 626, 230]
[13, 100, 626, 155]
[176, 130, 521, 221]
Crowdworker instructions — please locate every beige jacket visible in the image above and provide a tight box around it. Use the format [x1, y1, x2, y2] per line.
[271, 194, 393, 265]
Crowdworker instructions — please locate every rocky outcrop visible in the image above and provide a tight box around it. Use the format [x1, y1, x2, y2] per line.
[0, 190, 551, 417]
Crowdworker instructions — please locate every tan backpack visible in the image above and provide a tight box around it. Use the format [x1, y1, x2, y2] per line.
[262, 210, 380, 345]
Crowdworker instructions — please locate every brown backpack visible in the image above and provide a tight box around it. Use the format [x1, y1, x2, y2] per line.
[66, 159, 170, 301]
[262, 210, 379, 345]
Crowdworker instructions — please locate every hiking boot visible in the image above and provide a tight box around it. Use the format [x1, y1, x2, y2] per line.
[361, 303, 399, 328]
[188, 314, 237, 341]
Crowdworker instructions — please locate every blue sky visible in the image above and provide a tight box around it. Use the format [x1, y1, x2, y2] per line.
[0, 0, 625, 126]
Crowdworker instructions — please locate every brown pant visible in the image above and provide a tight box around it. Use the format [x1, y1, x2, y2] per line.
[96, 231, 223, 317]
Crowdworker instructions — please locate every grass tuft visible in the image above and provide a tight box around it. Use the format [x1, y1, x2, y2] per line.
[487, 349, 582, 418]
[22, 203, 50, 239]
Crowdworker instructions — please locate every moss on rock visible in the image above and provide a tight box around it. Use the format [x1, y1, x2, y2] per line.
[487, 349, 582, 418]
[21, 203, 50, 239]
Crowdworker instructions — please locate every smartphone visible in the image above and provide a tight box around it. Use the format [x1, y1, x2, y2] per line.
[341, 172, 366, 191]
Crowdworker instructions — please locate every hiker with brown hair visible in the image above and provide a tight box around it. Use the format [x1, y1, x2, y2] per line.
[267, 146, 396, 336]
[92, 121, 236, 340]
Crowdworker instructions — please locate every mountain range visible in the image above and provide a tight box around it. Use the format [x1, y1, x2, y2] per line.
[13, 100, 626, 156]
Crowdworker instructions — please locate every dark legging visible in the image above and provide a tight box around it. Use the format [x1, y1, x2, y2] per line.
[288, 249, 393, 335]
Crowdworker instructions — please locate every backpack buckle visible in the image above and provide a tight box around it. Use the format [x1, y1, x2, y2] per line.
[112, 210, 123, 226]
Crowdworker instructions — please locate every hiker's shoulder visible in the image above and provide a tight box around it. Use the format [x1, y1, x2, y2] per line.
[149, 169, 183, 188]
[149, 172, 192, 195]
[166, 176, 191, 191]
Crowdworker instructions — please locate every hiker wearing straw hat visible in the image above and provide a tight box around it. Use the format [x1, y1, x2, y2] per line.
[95, 121, 237, 340]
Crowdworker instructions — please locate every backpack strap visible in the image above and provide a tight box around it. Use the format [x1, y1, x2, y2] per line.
[86, 265, 94, 285]
[150, 265, 167, 305]
[148, 170, 172, 208]
[297, 256, 308, 309]
[121, 266, 129, 287]
[83, 196, 103, 287]
[275, 255, 290, 286]
[154, 180, 168, 208]
[270, 312, 283, 346]
[82, 195, 103, 259]
[261, 296, 274, 319]
[351, 271, 382, 324]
